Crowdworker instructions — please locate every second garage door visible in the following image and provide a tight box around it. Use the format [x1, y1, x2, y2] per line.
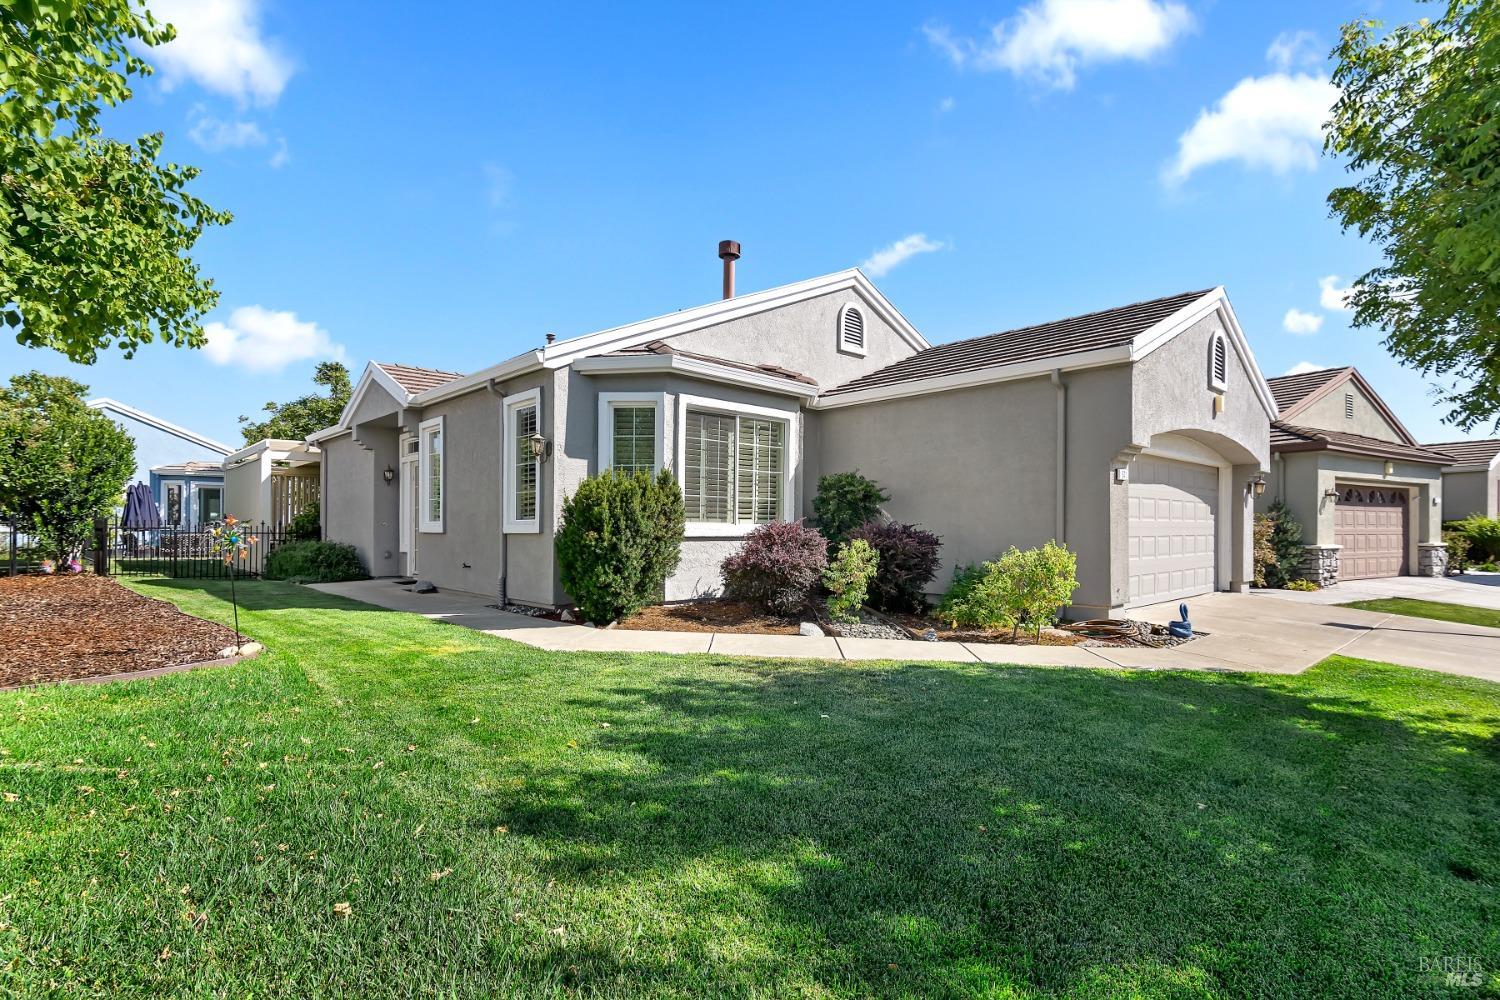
[1127, 455, 1219, 606]
[1334, 485, 1408, 579]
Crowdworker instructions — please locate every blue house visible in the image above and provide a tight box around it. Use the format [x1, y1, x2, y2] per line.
[87, 398, 234, 528]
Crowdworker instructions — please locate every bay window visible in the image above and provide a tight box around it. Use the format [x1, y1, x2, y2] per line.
[677, 395, 794, 534]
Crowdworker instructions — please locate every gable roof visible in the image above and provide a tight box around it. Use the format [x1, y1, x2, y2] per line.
[1422, 438, 1500, 470]
[573, 340, 820, 399]
[1264, 366, 1419, 446]
[1271, 422, 1455, 465]
[86, 398, 233, 455]
[374, 363, 464, 395]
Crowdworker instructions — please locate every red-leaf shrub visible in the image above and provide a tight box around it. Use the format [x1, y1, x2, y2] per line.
[720, 520, 828, 616]
[847, 520, 942, 612]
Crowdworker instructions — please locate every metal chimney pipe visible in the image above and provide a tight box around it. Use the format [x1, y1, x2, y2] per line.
[718, 240, 740, 299]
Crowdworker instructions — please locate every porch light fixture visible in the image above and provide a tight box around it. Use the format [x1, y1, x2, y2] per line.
[528, 432, 549, 461]
[1383, 460, 1395, 476]
[1248, 474, 1267, 497]
[1323, 487, 1339, 500]
[382, 465, 395, 484]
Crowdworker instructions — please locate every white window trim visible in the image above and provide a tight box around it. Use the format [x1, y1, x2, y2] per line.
[597, 391, 667, 475]
[503, 387, 542, 534]
[160, 479, 186, 527]
[1207, 330, 1228, 392]
[419, 416, 445, 533]
[836, 301, 868, 357]
[675, 392, 799, 538]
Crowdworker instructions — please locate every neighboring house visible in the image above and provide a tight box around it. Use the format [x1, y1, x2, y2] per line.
[311, 261, 1275, 618]
[224, 439, 322, 529]
[1259, 368, 1455, 584]
[1423, 439, 1500, 521]
[87, 398, 233, 527]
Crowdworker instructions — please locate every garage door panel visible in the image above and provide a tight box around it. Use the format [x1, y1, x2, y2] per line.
[1128, 456, 1218, 606]
[1334, 485, 1407, 580]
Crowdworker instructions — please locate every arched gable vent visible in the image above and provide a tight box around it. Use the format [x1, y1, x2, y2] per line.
[1208, 330, 1227, 391]
[837, 303, 867, 356]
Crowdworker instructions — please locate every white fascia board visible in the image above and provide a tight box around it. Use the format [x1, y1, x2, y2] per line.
[1128, 288, 1280, 420]
[332, 362, 412, 433]
[541, 269, 929, 369]
[573, 354, 820, 400]
[810, 344, 1133, 410]
[305, 425, 350, 444]
[409, 351, 545, 407]
[85, 397, 234, 455]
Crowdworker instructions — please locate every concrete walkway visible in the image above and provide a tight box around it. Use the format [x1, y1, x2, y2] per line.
[310, 579, 1500, 682]
[1254, 571, 1500, 611]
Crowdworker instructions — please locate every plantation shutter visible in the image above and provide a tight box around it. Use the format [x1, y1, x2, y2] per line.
[684, 411, 734, 522]
[736, 418, 784, 524]
[611, 405, 656, 473]
[513, 403, 538, 521]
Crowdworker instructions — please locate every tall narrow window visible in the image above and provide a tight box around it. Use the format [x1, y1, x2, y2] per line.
[165, 484, 182, 526]
[419, 416, 444, 532]
[683, 410, 735, 522]
[612, 405, 656, 473]
[737, 417, 784, 523]
[682, 406, 789, 528]
[514, 403, 538, 520]
[504, 388, 542, 533]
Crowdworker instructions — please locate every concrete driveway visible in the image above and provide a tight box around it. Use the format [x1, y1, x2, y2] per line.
[1253, 572, 1500, 611]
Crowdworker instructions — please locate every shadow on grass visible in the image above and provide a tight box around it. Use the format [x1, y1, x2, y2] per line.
[124, 576, 396, 614]
[479, 659, 1500, 997]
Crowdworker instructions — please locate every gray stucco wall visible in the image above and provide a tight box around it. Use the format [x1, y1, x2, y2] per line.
[664, 288, 916, 390]
[1441, 465, 1498, 521]
[1293, 382, 1402, 441]
[322, 432, 381, 574]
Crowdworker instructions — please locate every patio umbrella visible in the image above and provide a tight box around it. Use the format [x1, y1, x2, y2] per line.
[121, 483, 160, 530]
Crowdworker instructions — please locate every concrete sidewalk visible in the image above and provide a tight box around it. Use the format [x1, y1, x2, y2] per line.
[1253, 571, 1500, 611]
[308, 579, 1500, 682]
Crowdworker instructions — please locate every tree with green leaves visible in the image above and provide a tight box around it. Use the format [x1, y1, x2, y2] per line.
[239, 362, 353, 443]
[2, 0, 232, 364]
[1325, 0, 1500, 431]
[0, 371, 135, 561]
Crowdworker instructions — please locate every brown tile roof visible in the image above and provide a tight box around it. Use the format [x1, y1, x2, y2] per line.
[1421, 438, 1500, 467]
[608, 340, 818, 386]
[1265, 367, 1350, 413]
[375, 362, 465, 395]
[823, 289, 1213, 397]
[1271, 422, 1457, 464]
[152, 461, 224, 474]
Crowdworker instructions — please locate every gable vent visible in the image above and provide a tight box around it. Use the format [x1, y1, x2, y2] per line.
[1345, 392, 1354, 419]
[838, 303, 867, 356]
[1208, 331, 1227, 391]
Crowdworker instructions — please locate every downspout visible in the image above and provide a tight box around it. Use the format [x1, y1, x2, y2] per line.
[487, 378, 508, 605]
[1051, 369, 1066, 543]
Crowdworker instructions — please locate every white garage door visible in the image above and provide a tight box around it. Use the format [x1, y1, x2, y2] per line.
[1127, 455, 1218, 606]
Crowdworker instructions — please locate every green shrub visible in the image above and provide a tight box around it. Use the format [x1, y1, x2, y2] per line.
[811, 471, 889, 548]
[722, 520, 828, 616]
[288, 498, 321, 541]
[1453, 515, 1500, 562]
[823, 538, 879, 623]
[846, 521, 942, 613]
[1264, 499, 1306, 587]
[1252, 512, 1277, 587]
[263, 540, 366, 582]
[936, 541, 1079, 639]
[1444, 530, 1472, 574]
[1284, 579, 1320, 592]
[556, 469, 685, 625]
[936, 562, 1015, 631]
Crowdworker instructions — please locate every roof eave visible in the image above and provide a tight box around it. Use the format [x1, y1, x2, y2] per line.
[574, 354, 820, 399]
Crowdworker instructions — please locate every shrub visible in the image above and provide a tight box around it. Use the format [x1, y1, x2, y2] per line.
[1453, 515, 1500, 562]
[1263, 499, 1306, 587]
[288, 498, 321, 541]
[1444, 530, 1472, 574]
[811, 471, 889, 548]
[934, 541, 1078, 639]
[847, 521, 942, 613]
[823, 538, 879, 623]
[264, 540, 366, 582]
[556, 469, 685, 625]
[1252, 512, 1277, 587]
[936, 562, 1015, 631]
[721, 520, 827, 616]
[1284, 579, 1320, 592]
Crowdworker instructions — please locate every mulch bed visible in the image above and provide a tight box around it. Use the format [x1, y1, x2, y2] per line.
[882, 611, 1088, 646]
[0, 574, 240, 689]
[616, 600, 802, 635]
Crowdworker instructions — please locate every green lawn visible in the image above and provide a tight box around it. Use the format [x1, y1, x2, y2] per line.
[1340, 596, 1500, 630]
[2, 579, 1498, 998]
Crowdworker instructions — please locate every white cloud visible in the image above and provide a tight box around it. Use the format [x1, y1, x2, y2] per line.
[1282, 308, 1323, 335]
[860, 234, 945, 277]
[1266, 30, 1322, 72]
[268, 136, 290, 169]
[187, 107, 267, 151]
[202, 307, 344, 373]
[1318, 274, 1353, 311]
[1283, 360, 1327, 376]
[148, 0, 293, 105]
[1165, 71, 1337, 183]
[924, 0, 1193, 89]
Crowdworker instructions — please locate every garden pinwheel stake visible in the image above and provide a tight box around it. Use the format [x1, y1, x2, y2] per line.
[210, 516, 255, 652]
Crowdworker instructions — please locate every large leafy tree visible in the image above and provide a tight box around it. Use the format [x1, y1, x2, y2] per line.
[1326, 0, 1500, 431]
[0, 371, 135, 560]
[1, 0, 232, 364]
[238, 361, 353, 444]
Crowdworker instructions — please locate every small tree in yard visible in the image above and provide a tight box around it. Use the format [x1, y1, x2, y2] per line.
[823, 539, 879, 623]
[556, 470, 685, 625]
[721, 520, 828, 617]
[1252, 512, 1277, 587]
[0, 372, 134, 562]
[812, 471, 889, 548]
[847, 521, 942, 613]
[1263, 500, 1306, 587]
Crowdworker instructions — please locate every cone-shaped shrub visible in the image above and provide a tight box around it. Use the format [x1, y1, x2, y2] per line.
[556, 469, 685, 625]
[721, 519, 828, 616]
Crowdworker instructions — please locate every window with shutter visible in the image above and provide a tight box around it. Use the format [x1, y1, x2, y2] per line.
[682, 408, 789, 526]
[737, 418, 784, 524]
[611, 405, 656, 473]
[684, 410, 735, 522]
[504, 388, 542, 533]
[513, 403, 538, 521]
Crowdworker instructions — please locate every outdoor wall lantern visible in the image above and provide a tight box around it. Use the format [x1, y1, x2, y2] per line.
[382, 465, 395, 484]
[528, 432, 549, 462]
[1247, 474, 1267, 497]
[1323, 487, 1340, 500]
[1383, 460, 1395, 476]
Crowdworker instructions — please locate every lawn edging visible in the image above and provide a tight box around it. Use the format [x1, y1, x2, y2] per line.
[0, 642, 264, 693]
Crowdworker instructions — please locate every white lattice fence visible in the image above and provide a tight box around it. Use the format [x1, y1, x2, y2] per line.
[270, 472, 319, 531]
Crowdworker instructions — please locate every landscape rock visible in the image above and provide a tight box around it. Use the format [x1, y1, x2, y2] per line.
[798, 622, 824, 637]
[559, 609, 575, 622]
[412, 581, 438, 594]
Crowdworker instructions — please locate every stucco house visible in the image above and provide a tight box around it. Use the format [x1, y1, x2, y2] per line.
[1423, 439, 1500, 521]
[1258, 367, 1454, 584]
[87, 398, 233, 528]
[311, 255, 1275, 618]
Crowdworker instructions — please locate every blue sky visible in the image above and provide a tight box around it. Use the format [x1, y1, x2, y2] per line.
[8, 0, 1478, 449]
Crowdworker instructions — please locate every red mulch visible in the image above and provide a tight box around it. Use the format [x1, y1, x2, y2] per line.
[0, 574, 240, 689]
[616, 599, 802, 635]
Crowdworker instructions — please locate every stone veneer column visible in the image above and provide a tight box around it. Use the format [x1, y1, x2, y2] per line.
[1299, 544, 1341, 586]
[1417, 542, 1448, 577]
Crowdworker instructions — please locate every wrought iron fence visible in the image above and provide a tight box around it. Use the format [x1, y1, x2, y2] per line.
[3, 519, 47, 575]
[89, 518, 305, 579]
